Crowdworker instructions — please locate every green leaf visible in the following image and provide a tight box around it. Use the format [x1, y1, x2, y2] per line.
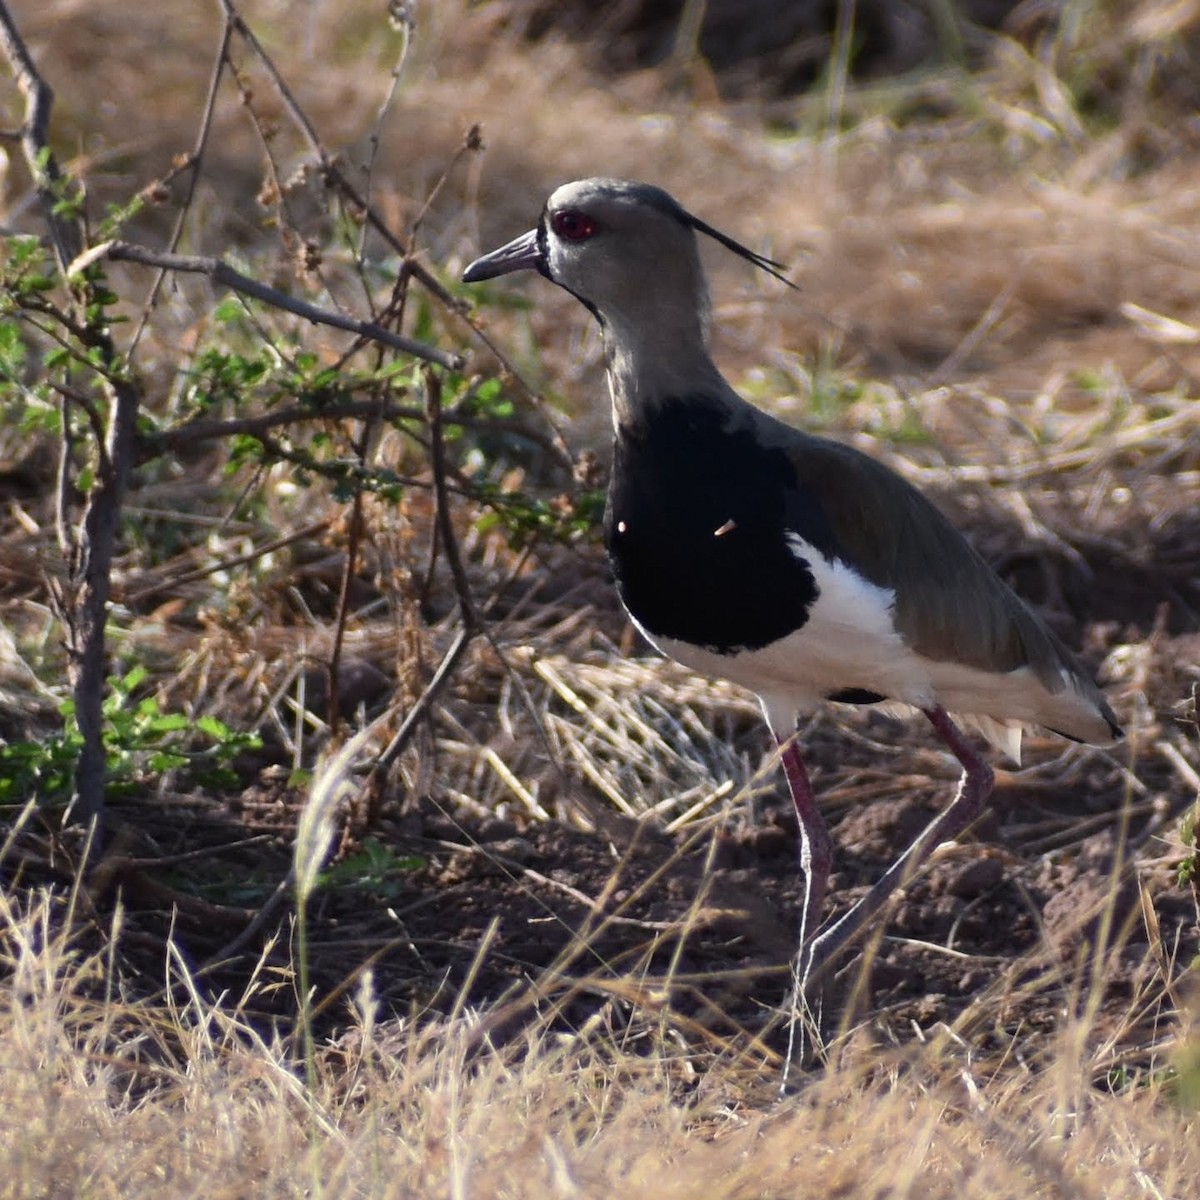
[118, 664, 149, 693]
[197, 714, 233, 740]
[148, 750, 190, 772]
[145, 712, 191, 734]
[213, 297, 244, 324]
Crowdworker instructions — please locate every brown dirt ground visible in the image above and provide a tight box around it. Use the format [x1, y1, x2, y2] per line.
[11, 510, 1194, 1076]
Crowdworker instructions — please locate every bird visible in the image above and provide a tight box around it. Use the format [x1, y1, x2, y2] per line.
[462, 177, 1123, 991]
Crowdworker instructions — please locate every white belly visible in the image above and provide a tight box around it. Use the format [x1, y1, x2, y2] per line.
[645, 537, 931, 733]
[638, 533, 1110, 760]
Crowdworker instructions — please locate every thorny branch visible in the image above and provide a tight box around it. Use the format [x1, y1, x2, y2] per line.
[0, 0, 475, 845]
[125, 519, 333, 606]
[215, 0, 575, 470]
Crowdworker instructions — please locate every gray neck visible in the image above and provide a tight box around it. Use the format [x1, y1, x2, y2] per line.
[600, 303, 729, 430]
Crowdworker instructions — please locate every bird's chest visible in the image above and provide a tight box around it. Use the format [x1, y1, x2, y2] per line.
[604, 400, 825, 653]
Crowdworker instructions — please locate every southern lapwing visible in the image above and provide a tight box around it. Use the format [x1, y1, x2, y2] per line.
[463, 177, 1123, 988]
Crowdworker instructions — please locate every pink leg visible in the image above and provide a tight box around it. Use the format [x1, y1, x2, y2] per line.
[776, 734, 833, 950]
[801, 705, 995, 988]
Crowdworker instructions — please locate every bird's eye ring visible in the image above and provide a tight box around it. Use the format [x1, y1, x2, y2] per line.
[550, 210, 596, 241]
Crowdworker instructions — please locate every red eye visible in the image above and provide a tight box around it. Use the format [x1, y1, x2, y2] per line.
[551, 210, 596, 241]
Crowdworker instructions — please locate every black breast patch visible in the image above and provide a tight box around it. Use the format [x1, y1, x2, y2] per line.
[605, 396, 839, 654]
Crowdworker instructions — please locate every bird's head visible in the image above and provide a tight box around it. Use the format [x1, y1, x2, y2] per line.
[463, 178, 793, 339]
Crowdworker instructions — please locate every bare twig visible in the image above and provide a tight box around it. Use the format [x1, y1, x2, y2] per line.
[429, 255, 576, 471]
[0, 2, 81, 271]
[345, 137, 494, 718]
[357, 5, 414, 262]
[143, 399, 420, 451]
[372, 625, 474, 776]
[425, 369, 483, 633]
[124, 519, 333, 605]
[360, 371, 488, 784]
[327, 479, 364, 738]
[202, 867, 296, 969]
[129, 10, 234, 353]
[83, 240, 464, 370]
[142, 395, 563, 462]
[425, 368, 564, 779]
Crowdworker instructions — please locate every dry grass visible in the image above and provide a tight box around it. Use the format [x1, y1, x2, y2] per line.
[2, 0, 1200, 1194]
[1, 880, 1198, 1199]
